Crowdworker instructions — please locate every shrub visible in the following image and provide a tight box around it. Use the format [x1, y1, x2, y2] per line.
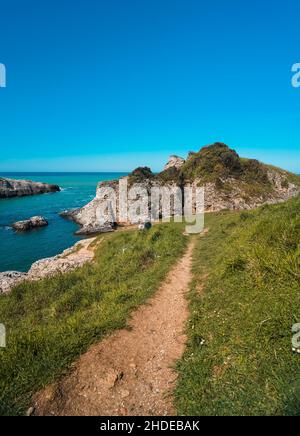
[128, 167, 154, 184]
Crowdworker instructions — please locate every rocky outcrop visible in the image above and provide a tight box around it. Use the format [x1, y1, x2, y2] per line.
[61, 144, 300, 234]
[0, 177, 60, 198]
[27, 239, 95, 280]
[0, 271, 27, 294]
[74, 224, 114, 236]
[0, 239, 97, 294]
[189, 173, 299, 212]
[60, 208, 115, 235]
[164, 155, 185, 171]
[61, 177, 153, 234]
[2, 144, 299, 294]
[12, 216, 48, 232]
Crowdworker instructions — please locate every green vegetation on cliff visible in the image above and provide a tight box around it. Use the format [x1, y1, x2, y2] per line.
[128, 166, 154, 184]
[128, 143, 300, 197]
[1, 153, 300, 416]
[182, 142, 244, 182]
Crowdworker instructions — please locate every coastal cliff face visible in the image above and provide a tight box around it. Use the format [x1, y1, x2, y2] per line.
[0, 177, 60, 198]
[63, 143, 300, 234]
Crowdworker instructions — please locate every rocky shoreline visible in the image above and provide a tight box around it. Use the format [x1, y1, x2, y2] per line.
[2, 143, 300, 293]
[0, 238, 97, 294]
[60, 210, 115, 235]
[0, 177, 60, 198]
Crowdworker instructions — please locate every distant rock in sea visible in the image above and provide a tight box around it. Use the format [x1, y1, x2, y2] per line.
[12, 216, 48, 232]
[0, 177, 60, 198]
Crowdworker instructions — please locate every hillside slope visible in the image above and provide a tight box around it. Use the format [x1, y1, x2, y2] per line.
[0, 224, 186, 415]
[175, 195, 300, 416]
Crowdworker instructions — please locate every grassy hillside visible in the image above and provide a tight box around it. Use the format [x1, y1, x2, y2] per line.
[175, 195, 300, 416]
[2, 184, 300, 416]
[0, 223, 186, 416]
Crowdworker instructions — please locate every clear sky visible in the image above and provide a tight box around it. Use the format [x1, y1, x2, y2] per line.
[0, 0, 300, 172]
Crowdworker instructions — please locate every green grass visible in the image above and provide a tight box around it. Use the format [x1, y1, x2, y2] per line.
[175, 195, 300, 416]
[2, 194, 300, 416]
[0, 223, 186, 416]
[127, 144, 300, 200]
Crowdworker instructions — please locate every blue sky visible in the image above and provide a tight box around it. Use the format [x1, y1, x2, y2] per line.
[0, 0, 300, 172]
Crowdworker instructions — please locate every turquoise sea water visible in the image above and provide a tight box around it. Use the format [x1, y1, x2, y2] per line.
[0, 173, 127, 272]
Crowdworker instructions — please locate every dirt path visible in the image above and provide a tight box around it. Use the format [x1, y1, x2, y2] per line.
[33, 240, 195, 416]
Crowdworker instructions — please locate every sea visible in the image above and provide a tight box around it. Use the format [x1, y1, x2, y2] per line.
[0, 173, 127, 273]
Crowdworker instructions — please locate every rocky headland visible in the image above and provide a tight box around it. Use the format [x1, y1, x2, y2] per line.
[62, 143, 300, 235]
[2, 143, 300, 293]
[0, 177, 60, 198]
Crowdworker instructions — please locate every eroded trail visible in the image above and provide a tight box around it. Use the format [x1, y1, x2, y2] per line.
[33, 240, 195, 416]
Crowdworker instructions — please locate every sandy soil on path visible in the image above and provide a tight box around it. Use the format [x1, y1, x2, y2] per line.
[32, 240, 195, 416]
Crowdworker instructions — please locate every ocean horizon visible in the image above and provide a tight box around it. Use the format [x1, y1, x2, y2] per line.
[0, 172, 127, 272]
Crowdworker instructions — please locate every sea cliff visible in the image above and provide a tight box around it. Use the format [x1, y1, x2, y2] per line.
[62, 143, 300, 234]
